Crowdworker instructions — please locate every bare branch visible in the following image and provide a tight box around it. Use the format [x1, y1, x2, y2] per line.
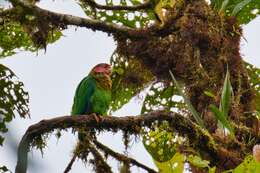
[82, 0, 152, 11]
[93, 139, 158, 173]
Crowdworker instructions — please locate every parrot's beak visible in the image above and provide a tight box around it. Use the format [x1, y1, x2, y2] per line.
[108, 67, 112, 76]
[106, 65, 112, 76]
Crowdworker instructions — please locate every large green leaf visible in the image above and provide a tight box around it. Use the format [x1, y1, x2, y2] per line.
[154, 152, 185, 173]
[109, 53, 154, 112]
[0, 20, 36, 57]
[141, 80, 186, 162]
[169, 70, 205, 128]
[211, 0, 260, 24]
[223, 155, 260, 173]
[209, 104, 234, 136]
[220, 70, 233, 118]
[141, 81, 185, 114]
[0, 64, 29, 145]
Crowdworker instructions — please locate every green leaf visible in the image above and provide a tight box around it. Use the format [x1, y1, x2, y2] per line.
[210, 0, 260, 24]
[142, 121, 179, 162]
[204, 91, 216, 98]
[169, 70, 205, 128]
[219, 0, 230, 13]
[209, 104, 234, 136]
[231, 155, 260, 173]
[154, 152, 185, 173]
[0, 17, 62, 58]
[220, 70, 233, 118]
[231, 0, 252, 16]
[209, 167, 217, 173]
[0, 64, 30, 146]
[141, 81, 185, 114]
[109, 53, 154, 112]
[211, 0, 223, 10]
[141, 80, 185, 163]
[187, 155, 210, 168]
[0, 21, 36, 58]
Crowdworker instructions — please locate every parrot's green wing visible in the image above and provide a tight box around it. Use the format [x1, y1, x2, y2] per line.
[71, 75, 96, 116]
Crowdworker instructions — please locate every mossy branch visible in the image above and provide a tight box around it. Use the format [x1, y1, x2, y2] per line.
[15, 111, 220, 173]
[92, 139, 157, 173]
[86, 140, 113, 173]
[7, 0, 177, 39]
[15, 110, 259, 173]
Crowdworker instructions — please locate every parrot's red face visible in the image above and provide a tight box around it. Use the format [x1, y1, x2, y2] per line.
[92, 63, 111, 76]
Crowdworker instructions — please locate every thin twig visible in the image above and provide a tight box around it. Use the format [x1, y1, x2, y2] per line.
[83, 0, 151, 11]
[93, 139, 158, 173]
[63, 154, 77, 173]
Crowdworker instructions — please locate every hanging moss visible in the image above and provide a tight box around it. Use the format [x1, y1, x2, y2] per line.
[116, 0, 256, 131]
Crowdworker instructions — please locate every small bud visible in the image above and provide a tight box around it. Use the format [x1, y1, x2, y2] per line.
[253, 144, 260, 162]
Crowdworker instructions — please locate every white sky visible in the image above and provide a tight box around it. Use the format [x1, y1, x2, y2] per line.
[0, 0, 259, 173]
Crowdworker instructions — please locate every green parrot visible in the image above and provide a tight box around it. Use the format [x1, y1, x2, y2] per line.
[71, 63, 112, 139]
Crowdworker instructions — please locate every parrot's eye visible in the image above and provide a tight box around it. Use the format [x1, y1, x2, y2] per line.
[104, 64, 111, 69]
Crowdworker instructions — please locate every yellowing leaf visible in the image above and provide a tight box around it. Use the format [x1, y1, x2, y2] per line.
[187, 155, 210, 168]
[154, 152, 185, 173]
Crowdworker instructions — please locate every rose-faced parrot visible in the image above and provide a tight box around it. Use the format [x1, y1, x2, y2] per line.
[71, 63, 112, 140]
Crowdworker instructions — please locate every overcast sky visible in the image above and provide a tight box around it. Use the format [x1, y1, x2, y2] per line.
[0, 0, 259, 173]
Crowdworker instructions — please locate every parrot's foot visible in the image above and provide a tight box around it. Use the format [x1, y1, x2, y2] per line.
[92, 113, 102, 123]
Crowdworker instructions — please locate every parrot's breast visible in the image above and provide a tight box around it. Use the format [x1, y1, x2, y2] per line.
[91, 88, 111, 115]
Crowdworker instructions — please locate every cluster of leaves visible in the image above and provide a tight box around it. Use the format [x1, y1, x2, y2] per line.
[0, 64, 29, 145]
[211, 0, 260, 24]
[0, 9, 62, 57]
[209, 70, 234, 136]
[0, 20, 37, 57]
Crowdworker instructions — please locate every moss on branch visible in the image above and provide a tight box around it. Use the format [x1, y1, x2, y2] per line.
[14, 110, 247, 173]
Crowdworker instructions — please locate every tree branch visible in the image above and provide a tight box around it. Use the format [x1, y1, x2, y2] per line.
[87, 141, 113, 173]
[63, 154, 77, 173]
[93, 139, 158, 173]
[82, 0, 152, 11]
[7, 0, 175, 39]
[15, 111, 221, 173]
